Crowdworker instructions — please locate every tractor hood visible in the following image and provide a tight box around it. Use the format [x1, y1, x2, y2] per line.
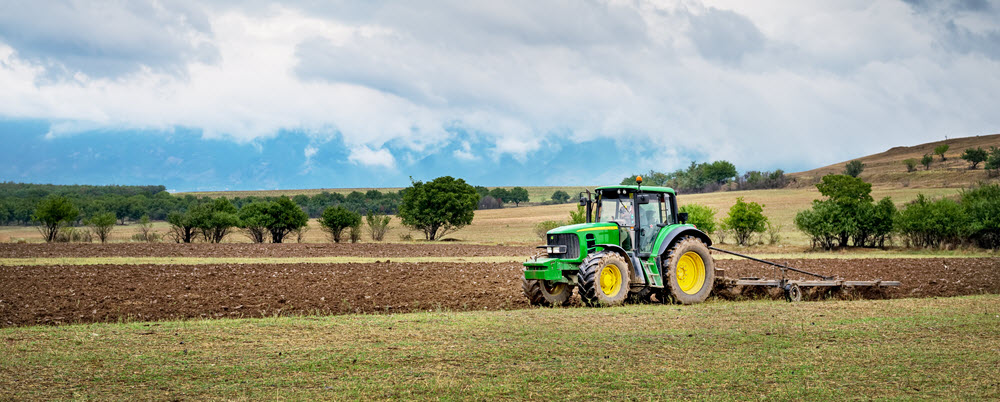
[547, 222, 617, 235]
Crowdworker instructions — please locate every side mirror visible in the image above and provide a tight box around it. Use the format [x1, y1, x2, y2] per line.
[678, 212, 689, 224]
[637, 194, 650, 204]
[579, 197, 588, 206]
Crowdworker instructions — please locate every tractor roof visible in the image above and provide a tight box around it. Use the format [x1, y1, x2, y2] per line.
[595, 185, 676, 195]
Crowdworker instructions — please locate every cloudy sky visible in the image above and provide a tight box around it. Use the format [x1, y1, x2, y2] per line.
[1, 0, 998, 191]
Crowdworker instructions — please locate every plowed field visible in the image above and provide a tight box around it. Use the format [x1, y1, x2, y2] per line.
[0, 243, 534, 258]
[2, 253, 999, 327]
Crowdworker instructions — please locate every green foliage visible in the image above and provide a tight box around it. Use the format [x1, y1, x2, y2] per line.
[765, 222, 782, 245]
[621, 160, 743, 193]
[265, 197, 309, 243]
[921, 154, 933, 170]
[961, 183, 1000, 249]
[934, 144, 949, 160]
[723, 197, 768, 246]
[534, 220, 564, 239]
[188, 198, 240, 243]
[797, 175, 893, 249]
[739, 170, 788, 190]
[167, 211, 198, 243]
[320, 206, 361, 243]
[568, 205, 587, 224]
[795, 200, 848, 250]
[86, 212, 117, 243]
[399, 176, 478, 240]
[903, 159, 917, 172]
[238, 202, 272, 243]
[985, 146, 1000, 174]
[816, 175, 873, 203]
[33, 196, 80, 243]
[961, 147, 988, 169]
[349, 222, 363, 243]
[488, 188, 510, 203]
[365, 212, 391, 241]
[551, 190, 570, 204]
[678, 204, 717, 234]
[136, 215, 157, 243]
[844, 160, 865, 177]
[895, 194, 969, 248]
[508, 187, 530, 206]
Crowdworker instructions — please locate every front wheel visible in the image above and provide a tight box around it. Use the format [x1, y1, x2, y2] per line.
[522, 279, 573, 306]
[665, 236, 715, 305]
[577, 251, 630, 306]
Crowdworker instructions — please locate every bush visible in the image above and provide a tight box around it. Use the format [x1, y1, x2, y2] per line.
[55, 226, 91, 243]
[895, 194, 969, 248]
[568, 205, 587, 224]
[961, 183, 1000, 249]
[903, 159, 917, 172]
[795, 200, 846, 250]
[320, 206, 361, 243]
[167, 211, 198, 243]
[934, 144, 949, 161]
[478, 195, 502, 210]
[679, 204, 717, 234]
[398, 176, 478, 240]
[921, 154, 933, 170]
[291, 226, 309, 243]
[33, 195, 79, 243]
[265, 197, 309, 243]
[365, 212, 391, 241]
[86, 212, 116, 243]
[136, 215, 157, 243]
[238, 202, 271, 243]
[188, 198, 239, 243]
[986, 146, 1000, 177]
[723, 197, 767, 246]
[551, 190, 570, 204]
[795, 175, 894, 249]
[349, 222, 362, 243]
[766, 222, 782, 245]
[535, 220, 564, 239]
[844, 160, 865, 177]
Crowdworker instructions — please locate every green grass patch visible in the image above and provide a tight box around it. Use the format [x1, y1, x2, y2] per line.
[2, 295, 998, 400]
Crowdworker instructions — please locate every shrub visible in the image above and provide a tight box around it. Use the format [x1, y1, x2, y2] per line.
[794, 200, 844, 250]
[535, 220, 564, 239]
[86, 212, 116, 243]
[986, 146, 1000, 177]
[795, 175, 894, 249]
[844, 160, 865, 177]
[167, 211, 198, 243]
[723, 197, 768, 246]
[132, 232, 162, 242]
[136, 215, 157, 243]
[365, 212, 391, 241]
[477, 195, 502, 210]
[895, 194, 969, 248]
[679, 204, 717, 234]
[349, 222, 362, 243]
[320, 206, 361, 243]
[33, 195, 79, 243]
[238, 202, 271, 243]
[265, 197, 309, 243]
[551, 190, 570, 204]
[188, 198, 239, 243]
[398, 176, 478, 240]
[961, 183, 1000, 249]
[568, 205, 587, 224]
[766, 222, 782, 245]
[903, 159, 917, 172]
[291, 226, 309, 243]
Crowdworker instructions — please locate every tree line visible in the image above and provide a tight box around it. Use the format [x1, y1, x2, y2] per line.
[621, 161, 788, 193]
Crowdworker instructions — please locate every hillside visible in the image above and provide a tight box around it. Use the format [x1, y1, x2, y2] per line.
[788, 133, 1000, 188]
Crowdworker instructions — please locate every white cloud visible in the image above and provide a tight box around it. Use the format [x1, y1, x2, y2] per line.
[0, 1, 998, 173]
[348, 146, 396, 169]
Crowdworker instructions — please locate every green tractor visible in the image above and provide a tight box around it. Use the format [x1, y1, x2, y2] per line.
[523, 178, 718, 306]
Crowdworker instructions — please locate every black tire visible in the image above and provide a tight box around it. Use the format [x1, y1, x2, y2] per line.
[577, 251, 630, 307]
[785, 284, 803, 302]
[522, 279, 573, 306]
[664, 236, 715, 305]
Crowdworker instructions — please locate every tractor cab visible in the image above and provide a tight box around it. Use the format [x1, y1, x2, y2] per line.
[593, 184, 678, 257]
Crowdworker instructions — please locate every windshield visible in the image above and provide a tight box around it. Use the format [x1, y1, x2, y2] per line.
[597, 195, 635, 227]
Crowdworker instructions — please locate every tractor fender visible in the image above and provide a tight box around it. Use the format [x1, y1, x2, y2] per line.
[594, 244, 643, 284]
[655, 227, 712, 259]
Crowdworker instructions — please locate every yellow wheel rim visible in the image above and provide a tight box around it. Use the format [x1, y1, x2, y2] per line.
[676, 251, 706, 295]
[599, 263, 623, 296]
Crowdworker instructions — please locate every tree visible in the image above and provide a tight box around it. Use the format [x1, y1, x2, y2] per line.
[934, 144, 949, 161]
[921, 154, 933, 170]
[86, 212, 116, 243]
[815, 175, 873, 204]
[238, 201, 272, 243]
[398, 176, 478, 240]
[985, 146, 1000, 176]
[844, 160, 865, 177]
[895, 194, 969, 248]
[723, 197, 768, 246]
[167, 211, 198, 243]
[489, 188, 510, 204]
[189, 198, 240, 243]
[703, 160, 738, 184]
[33, 196, 79, 243]
[961, 147, 988, 169]
[320, 206, 361, 243]
[961, 183, 1000, 249]
[365, 212, 391, 241]
[679, 204, 717, 234]
[903, 159, 917, 172]
[551, 190, 570, 204]
[508, 187, 530, 206]
[266, 197, 309, 243]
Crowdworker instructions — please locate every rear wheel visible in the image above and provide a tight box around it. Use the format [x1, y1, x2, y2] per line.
[665, 236, 715, 305]
[522, 279, 573, 306]
[578, 251, 630, 306]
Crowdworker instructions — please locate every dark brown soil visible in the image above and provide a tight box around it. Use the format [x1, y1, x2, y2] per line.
[1, 257, 998, 327]
[0, 243, 534, 258]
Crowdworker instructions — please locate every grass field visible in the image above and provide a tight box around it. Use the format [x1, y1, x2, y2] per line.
[0, 185, 971, 248]
[2, 295, 997, 400]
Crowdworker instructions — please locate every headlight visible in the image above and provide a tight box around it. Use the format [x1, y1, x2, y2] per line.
[546, 245, 567, 254]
